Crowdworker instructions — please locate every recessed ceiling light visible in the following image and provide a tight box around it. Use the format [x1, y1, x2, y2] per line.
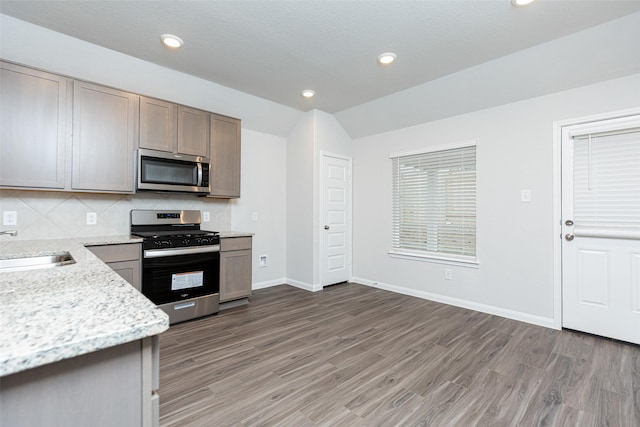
[511, 0, 536, 7]
[301, 89, 315, 98]
[161, 34, 184, 49]
[377, 52, 397, 65]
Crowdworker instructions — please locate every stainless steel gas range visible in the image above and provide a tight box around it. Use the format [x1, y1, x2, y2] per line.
[130, 209, 220, 324]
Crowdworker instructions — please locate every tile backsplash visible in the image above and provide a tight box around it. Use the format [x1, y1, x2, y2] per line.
[0, 190, 231, 240]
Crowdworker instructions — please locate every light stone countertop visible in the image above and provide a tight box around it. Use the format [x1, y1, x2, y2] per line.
[217, 231, 254, 238]
[78, 234, 143, 246]
[0, 238, 169, 377]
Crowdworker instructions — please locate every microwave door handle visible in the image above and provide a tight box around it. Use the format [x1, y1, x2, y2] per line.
[197, 162, 203, 186]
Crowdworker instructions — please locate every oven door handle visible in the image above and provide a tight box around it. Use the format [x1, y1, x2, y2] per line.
[144, 245, 220, 258]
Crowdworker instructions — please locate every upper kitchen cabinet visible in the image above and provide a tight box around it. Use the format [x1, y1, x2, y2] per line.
[209, 114, 241, 198]
[139, 97, 209, 157]
[139, 96, 176, 153]
[178, 106, 209, 157]
[0, 62, 69, 189]
[72, 81, 138, 193]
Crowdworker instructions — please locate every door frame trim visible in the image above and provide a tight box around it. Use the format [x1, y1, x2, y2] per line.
[319, 151, 353, 288]
[552, 107, 640, 330]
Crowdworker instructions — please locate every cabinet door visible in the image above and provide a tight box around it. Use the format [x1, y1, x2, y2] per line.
[177, 106, 209, 157]
[109, 260, 142, 292]
[209, 114, 241, 198]
[139, 96, 176, 153]
[1, 62, 68, 189]
[220, 249, 252, 302]
[88, 244, 141, 292]
[1, 340, 145, 427]
[72, 81, 138, 192]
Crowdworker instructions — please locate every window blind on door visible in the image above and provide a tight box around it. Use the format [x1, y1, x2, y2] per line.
[391, 143, 476, 259]
[573, 130, 640, 239]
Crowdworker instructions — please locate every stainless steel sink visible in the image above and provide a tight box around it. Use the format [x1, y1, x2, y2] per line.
[0, 252, 76, 272]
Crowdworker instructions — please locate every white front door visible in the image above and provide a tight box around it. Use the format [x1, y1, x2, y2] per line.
[561, 114, 640, 344]
[320, 154, 351, 287]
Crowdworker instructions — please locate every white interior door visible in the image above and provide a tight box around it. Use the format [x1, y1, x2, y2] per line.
[561, 114, 640, 344]
[321, 154, 351, 287]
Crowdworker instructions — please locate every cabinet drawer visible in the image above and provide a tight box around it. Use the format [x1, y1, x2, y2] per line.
[88, 243, 141, 263]
[220, 237, 252, 251]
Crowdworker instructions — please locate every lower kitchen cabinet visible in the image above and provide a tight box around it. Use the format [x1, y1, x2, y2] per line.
[0, 336, 160, 427]
[220, 236, 252, 302]
[88, 243, 141, 292]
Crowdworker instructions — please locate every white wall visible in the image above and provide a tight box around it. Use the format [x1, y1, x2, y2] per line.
[314, 110, 354, 156]
[351, 73, 640, 327]
[286, 111, 316, 288]
[285, 110, 354, 289]
[312, 110, 353, 285]
[230, 129, 287, 288]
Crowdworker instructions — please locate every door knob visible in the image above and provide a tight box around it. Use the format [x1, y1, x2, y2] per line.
[324, 225, 330, 230]
[565, 233, 575, 241]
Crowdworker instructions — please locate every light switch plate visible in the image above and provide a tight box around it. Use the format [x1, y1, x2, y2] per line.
[521, 189, 531, 202]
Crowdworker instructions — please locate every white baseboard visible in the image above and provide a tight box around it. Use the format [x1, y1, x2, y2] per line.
[252, 278, 322, 292]
[252, 278, 287, 290]
[350, 276, 558, 330]
[285, 278, 322, 292]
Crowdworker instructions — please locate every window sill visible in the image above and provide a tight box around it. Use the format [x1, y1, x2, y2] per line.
[388, 249, 479, 268]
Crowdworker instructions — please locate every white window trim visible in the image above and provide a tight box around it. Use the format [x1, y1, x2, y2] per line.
[390, 139, 478, 264]
[388, 249, 480, 268]
[389, 139, 477, 159]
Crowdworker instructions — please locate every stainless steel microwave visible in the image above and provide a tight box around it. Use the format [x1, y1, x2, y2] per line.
[137, 148, 210, 194]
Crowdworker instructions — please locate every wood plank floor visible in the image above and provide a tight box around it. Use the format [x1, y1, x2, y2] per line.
[159, 283, 640, 426]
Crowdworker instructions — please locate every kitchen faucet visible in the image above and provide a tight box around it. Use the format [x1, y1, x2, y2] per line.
[0, 230, 18, 236]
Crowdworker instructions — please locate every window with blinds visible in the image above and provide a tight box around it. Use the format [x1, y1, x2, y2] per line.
[391, 142, 477, 261]
[573, 129, 640, 239]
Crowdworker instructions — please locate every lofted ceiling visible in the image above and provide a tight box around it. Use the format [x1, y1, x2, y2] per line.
[2, 0, 640, 119]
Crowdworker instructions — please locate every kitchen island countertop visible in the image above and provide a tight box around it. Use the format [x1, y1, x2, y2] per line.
[0, 238, 169, 377]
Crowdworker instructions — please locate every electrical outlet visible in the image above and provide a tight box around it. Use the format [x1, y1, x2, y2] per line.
[521, 189, 531, 202]
[3, 211, 17, 226]
[202, 211, 210, 222]
[445, 269, 453, 280]
[259, 255, 268, 267]
[86, 212, 97, 225]
[252, 212, 258, 222]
